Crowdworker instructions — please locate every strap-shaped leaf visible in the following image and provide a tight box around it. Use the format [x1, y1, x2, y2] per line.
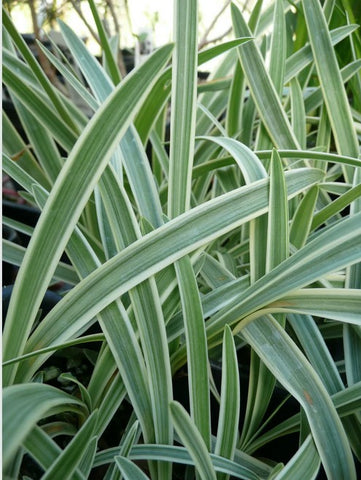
[3, 64, 78, 152]
[208, 211, 361, 342]
[288, 313, 344, 395]
[2, 239, 79, 285]
[59, 20, 164, 227]
[311, 183, 361, 230]
[256, 0, 286, 151]
[231, 2, 299, 149]
[41, 411, 98, 480]
[28, 183, 156, 446]
[284, 24, 359, 83]
[247, 380, 361, 454]
[2, 47, 67, 182]
[255, 150, 361, 168]
[199, 137, 267, 183]
[270, 289, 361, 325]
[38, 41, 99, 111]
[169, 0, 212, 452]
[3, 383, 85, 468]
[304, 60, 361, 114]
[2, 7, 78, 131]
[115, 457, 150, 480]
[174, 257, 211, 447]
[98, 169, 173, 460]
[290, 186, 319, 249]
[78, 437, 98, 478]
[3, 43, 174, 386]
[87, 0, 121, 84]
[192, 150, 361, 180]
[198, 38, 252, 64]
[266, 149, 288, 272]
[18, 169, 323, 379]
[303, 0, 359, 160]
[170, 401, 217, 480]
[23, 426, 84, 480]
[1, 45, 86, 130]
[2, 334, 105, 368]
[290, 79, 306, 150]
[95, 444, 267, 479]
[242, 150, 288, 446]
[135, 37, 251, 144]
[2, 110, 50, 188]
[241, 316, 356, 480]
[58, 20, 113, 103]
[168, 0, 198, 217]
[268, 0, 286, 95]
[214, 326, 240, 480]
[274, 435, 320, 480]
[226, 60, 245, 137]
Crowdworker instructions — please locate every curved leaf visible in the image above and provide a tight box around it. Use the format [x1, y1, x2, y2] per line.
[18, 169, 323, 379]
[3, 383, 85, 468]
[274, 435, 320, 480]
[3, 43, 174, 386]
[42, 412, 98, 480]
[241, 316, 356, 480]
[303, 0, 359, 160]
[170, 401, 217, 480]
[214, 326, 240, 480]
[115, 457, 150, 480]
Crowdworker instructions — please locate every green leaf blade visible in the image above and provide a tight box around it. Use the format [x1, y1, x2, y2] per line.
[242, 317, 356, 480]
[214, 326, 240, 480]
[3, 383, 85, 468]
[18, 169, 323, 381]
[2, 43, 174, 386]
[41, 412, 98, 480]
[170, 401, 217, 480]
[303, 0, 359, 160]
[231, 2, 299, 150]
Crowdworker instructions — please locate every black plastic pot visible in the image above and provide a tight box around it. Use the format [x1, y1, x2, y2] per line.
[2, 200, 41, 286]
[2, 285, 62, 321]
[2, 200, 71, 270]
[2, 225, 19, 286]
[2, 200, 40, 248]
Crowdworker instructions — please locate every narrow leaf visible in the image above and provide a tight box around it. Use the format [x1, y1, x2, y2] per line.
[266, 149, 288, 272]
[241, 316, 356, 480]
[303, 0, 359, 160]
[115, 457, 150, 480]
[3, 383, 85, 467]
[42, 412, 98, 480]
[170, 401, 217, 480]
[215, 326, 240, 480]
[17, 170, 323, 380]
[3, 44, 174, 386]
[274, 435, 320, 480]
[231, 2, 299, 149]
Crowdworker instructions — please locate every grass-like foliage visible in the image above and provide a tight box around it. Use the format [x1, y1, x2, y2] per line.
[2, 0, 361, 478]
